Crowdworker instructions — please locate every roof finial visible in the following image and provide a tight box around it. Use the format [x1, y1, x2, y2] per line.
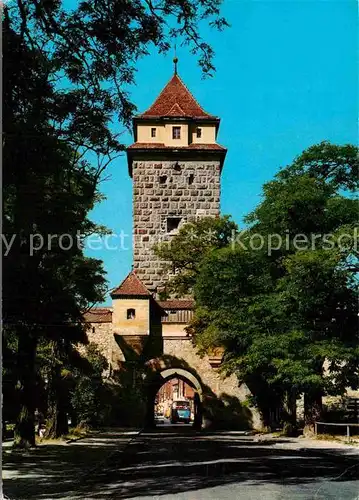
[173, 43, 178, 75]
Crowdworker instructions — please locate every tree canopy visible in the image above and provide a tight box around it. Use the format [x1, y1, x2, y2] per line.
[6, 0, 228, 163]
[159, 142, 359, 430]
[3, 24, 109, 446]
[154, 215, 237, 297]
[4, 0, 228, 447]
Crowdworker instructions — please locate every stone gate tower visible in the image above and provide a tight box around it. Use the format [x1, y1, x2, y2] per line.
[127, 69, 227, 292]
[84, 67, 261, 430]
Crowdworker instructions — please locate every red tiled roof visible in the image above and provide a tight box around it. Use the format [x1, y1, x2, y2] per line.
[128, 142, 165, 149]
[166, 103, 186, 116]
[111, 271, 151, 297]
[157, 299, 194, 310]
[83, 307, 112, 323]
[188, 143, 226, 151]
[138, 74, 217, 119]
[127, 142, 226, 151]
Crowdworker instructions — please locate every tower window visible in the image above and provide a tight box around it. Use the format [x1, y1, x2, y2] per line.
[196, 128, 202, 138]
[167, 217, 182, 233]
[172, 126, 181, 139]
[188, 174, 194, 185]
[159, 175, 167, 184]
[151, 128, 156, 138]
[127, 308, 136, 320]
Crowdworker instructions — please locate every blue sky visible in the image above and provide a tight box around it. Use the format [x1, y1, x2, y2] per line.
[85, 0, 358, 304]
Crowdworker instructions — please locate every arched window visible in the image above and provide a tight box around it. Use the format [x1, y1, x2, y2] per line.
[127, 308, 136, 320]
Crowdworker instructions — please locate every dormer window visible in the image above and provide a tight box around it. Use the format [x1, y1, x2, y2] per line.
[196, 128, 202, 138]
[127, 308, 136, 320]
[151, 128, 156, 138]
[172, 126, 181, 139]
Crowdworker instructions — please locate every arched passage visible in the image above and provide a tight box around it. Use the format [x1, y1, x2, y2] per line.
[144, 366, 203, 429]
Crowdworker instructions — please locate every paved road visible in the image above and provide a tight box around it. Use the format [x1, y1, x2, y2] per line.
[73, 427, 358, 500]
[3, 427, 359, 500]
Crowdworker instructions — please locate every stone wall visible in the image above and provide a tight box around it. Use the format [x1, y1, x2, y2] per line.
[132, 159, 221, 291]
[85, 322, 261, 429]
[86, 322, 125, 373]
[163, 338, 261, 429]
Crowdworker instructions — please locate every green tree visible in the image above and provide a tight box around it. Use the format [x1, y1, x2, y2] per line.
[161, 143, 358, 431]
[70, 344, 109, 428]
[7, 0, 228, 157]
[154, 216, 237, 297]
[4, 0, 228, 447]
[3, 25, 107, 447]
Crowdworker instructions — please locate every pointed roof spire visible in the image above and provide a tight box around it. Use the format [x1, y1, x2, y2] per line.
[111, 270, 151, 297]
[138, 73, 217, 120]
[173, 56, 178, 75]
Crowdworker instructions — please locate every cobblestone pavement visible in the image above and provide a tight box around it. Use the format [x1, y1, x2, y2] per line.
[3, 427, 359, 500]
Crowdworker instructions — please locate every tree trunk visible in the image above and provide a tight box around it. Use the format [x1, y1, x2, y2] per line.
[45, 401, 69, 439]
[282, 390, 298, 436]
[284, 390, 297, 426]
[44, 342, 69, 439]
[303, 390, 322, 435]
[14, 331, 37, 448]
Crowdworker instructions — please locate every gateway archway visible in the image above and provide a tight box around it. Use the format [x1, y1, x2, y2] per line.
[145, 367, 203, 429]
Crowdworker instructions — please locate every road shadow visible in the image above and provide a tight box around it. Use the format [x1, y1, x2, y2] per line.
[2, 430, 136, 500]
[4, 427, 358, 499]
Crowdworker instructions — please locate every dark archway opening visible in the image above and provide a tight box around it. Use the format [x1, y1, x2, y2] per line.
[145, 370, 203, 430]
[155, 377, 195, 426]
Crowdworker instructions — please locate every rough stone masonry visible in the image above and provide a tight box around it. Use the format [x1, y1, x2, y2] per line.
[133, 159, 221, 291]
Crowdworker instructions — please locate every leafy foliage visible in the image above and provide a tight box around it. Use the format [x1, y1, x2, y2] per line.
[161, 142, 358, 428]
[71, 344, 110, 427]
[154, 216, 237, 297]
[276, 141, 358, 191]
[6, 0, 228, 162]
[4, 0, 227, 446]
[3, 25, 107, 447]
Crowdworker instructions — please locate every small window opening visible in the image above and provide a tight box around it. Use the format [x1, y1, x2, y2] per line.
[172, 126, 181, 139]
[173, 162, 181, 172]
[127, 308, 136, 320]
[92, 326, 96, 333]
[188, 174, 194, 185]
[159, 175, 167, 184]
[167, 217, 182, 233]
[196, 128, 202, 138]
[151, 127, 156, 138]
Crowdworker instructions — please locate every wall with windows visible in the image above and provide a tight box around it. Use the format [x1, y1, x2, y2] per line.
[112, 297, 150, 335]
[136, 122, 217, 147]
[137, 123, 165, 143]
[190, 123, 216, 144]
[163, 123, 189, 146]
